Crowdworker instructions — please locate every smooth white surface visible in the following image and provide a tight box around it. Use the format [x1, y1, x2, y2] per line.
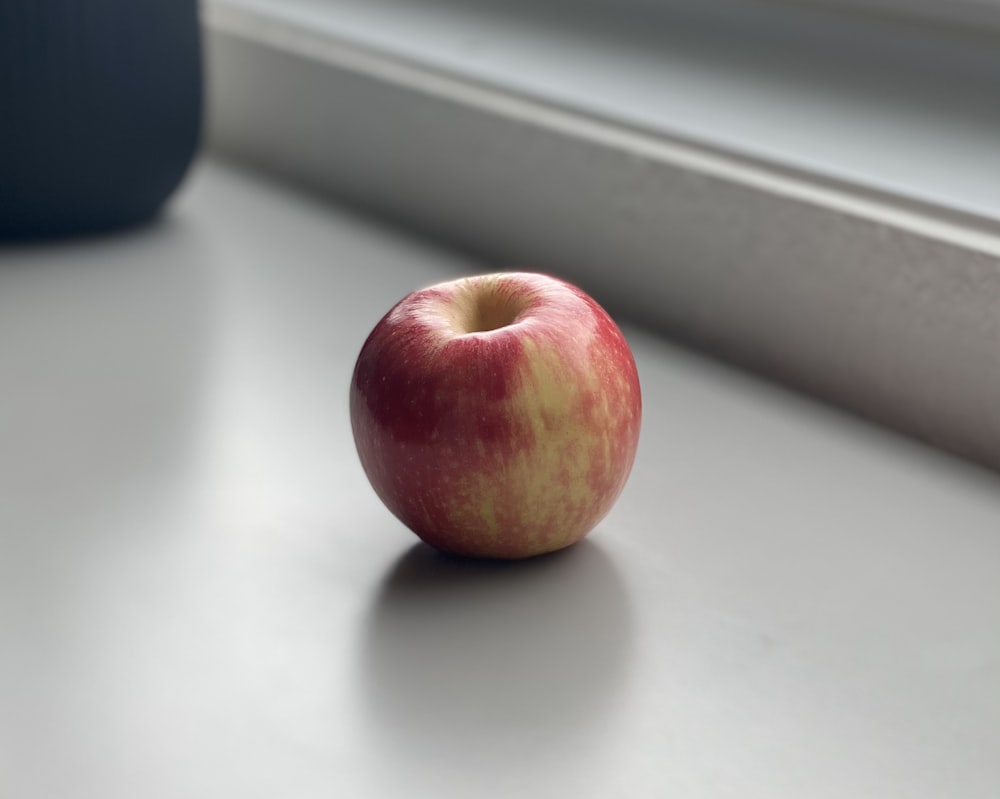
[213, 0, 1000, 222]
[2, 160, 999, 798]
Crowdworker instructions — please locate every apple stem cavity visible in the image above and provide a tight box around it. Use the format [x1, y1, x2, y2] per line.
[454, 277, 530, 335]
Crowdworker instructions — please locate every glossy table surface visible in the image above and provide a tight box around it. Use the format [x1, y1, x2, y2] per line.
[2, 160, 999, 798]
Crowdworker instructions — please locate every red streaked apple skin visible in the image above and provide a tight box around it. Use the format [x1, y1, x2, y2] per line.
[349, 272, 641, 559]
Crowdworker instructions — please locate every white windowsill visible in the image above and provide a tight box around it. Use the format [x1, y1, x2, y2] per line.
[3, 156, 1000, 799]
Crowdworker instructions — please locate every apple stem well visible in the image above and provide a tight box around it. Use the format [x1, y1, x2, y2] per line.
[452, 278, 531, 334]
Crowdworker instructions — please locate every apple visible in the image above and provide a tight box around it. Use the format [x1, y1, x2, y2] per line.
[350, 272, 641, 559]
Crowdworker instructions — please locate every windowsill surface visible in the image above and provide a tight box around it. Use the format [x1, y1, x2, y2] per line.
[2, 157, 999, 798]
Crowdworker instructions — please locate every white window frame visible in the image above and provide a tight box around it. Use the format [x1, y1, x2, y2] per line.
[200, 0, 1000, 470]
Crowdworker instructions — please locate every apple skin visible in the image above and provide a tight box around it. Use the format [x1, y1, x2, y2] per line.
[349, 272, 641, 559]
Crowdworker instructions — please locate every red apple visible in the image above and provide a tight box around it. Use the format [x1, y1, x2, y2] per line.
[350, 272, 641, 559]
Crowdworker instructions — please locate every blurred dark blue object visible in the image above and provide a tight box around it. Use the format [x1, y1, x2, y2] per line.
[0, 1, 202, 238]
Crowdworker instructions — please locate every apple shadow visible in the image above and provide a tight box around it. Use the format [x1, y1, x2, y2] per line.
[360, 539, 633, 750]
